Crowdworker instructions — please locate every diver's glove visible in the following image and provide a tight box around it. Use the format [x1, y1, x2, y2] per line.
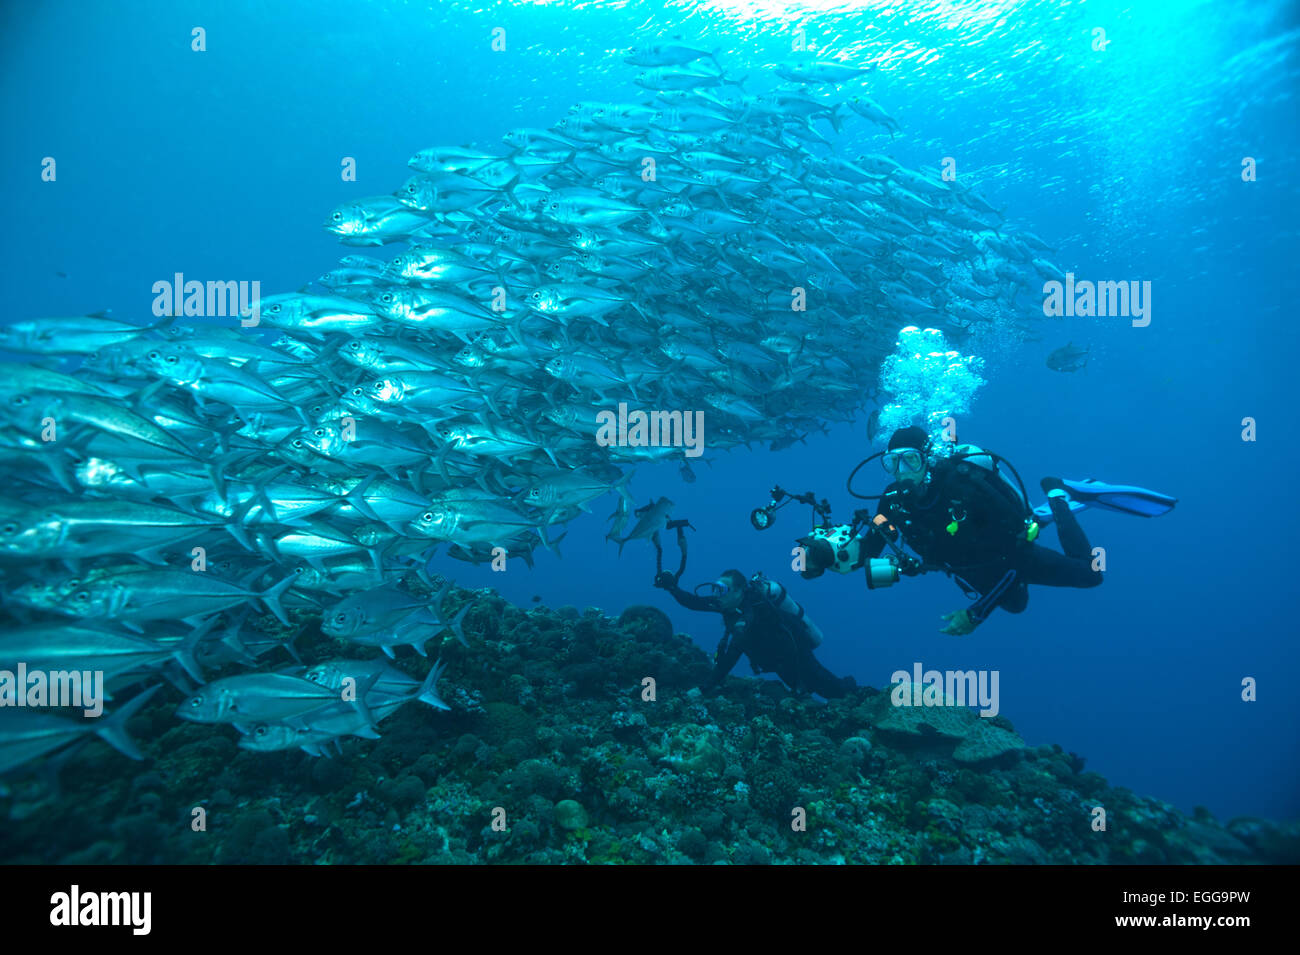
[897, 555, 923, 577]
[940, 608, 978, 635]
[653, 571, 677, 589]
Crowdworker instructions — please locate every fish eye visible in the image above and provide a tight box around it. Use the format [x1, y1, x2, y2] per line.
[255, 726, 268, 737]
[351, 387, 364, 397]
[74, 591, 90, 602]
[348, 341, 362, 350]
[166, 355, 178, 364]
[147, 350, 160, 360]
[332, 212, 343, 221]
[334, 613, 346, 623]
[1, 521, 16, 534]
[269, 304, 281, 313]
[292, 439, 304, 448]
[421, 512, 434, 521]
[381, 293, 393, 303]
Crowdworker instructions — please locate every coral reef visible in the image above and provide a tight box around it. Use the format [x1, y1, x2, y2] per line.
[0, 587, 1294, 865]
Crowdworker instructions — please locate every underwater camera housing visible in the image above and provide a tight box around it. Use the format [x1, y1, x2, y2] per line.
[756, 485, 910, 587]
[795, 524, 902, 588]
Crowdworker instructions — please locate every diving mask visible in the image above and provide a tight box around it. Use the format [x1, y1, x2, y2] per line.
[882, 448, 926, 477]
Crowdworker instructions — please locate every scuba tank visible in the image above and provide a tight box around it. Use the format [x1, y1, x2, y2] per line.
[944, 444, 1039, 543]
[749, 573, 821, 647]
[951, 445, 1025, 509]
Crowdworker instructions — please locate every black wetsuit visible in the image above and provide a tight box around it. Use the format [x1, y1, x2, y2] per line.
[863, 455, 1102, 614]
[661, 578, 854, 698]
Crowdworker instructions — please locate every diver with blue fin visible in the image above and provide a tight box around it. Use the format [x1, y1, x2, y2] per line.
[792, 425, 1176, 634]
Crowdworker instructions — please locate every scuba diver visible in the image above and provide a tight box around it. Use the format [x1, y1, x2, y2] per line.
[648, 518, 855, 697]
[655, 569, 857, 698]
[790, 425, 1176, 635]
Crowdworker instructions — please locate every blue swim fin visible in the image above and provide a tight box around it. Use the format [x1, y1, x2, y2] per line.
[1032, 478, 1177, 525]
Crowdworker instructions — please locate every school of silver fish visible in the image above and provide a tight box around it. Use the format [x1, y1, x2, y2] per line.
[0, 50, 1066, 772]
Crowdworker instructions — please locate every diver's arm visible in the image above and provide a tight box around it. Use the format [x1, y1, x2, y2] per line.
[860, 513, 897, 559]
[707, 631, 746, 687]
[659, 578, 722, 613]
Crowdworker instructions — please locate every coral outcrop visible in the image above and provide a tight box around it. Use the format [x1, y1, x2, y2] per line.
[0, 587, 1294, 865]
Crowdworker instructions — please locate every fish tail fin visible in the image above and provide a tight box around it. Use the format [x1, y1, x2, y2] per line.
[448, 603, 471, 648]
[259, 575, 296, 626]
[614, 470, 634, 501]
[223, 501, 256, 551]
[94, 685, 162, 760]
[350, 672, 381, 728]
[828, 103, 845, 134]
[434, 446, 454, 484]
[417, 657, 451, 710]
[343, 473, 382, 521]
[280, 623, 305, 665]
[174, 619, 215, 683]
[483, 385, 506, 420]
[502, 173, 523, 209]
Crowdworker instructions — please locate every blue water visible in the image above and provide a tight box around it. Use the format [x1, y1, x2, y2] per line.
[2, 0, 1297, 823]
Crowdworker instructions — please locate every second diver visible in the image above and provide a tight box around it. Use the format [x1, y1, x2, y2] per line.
[655, 567, 857, 699]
